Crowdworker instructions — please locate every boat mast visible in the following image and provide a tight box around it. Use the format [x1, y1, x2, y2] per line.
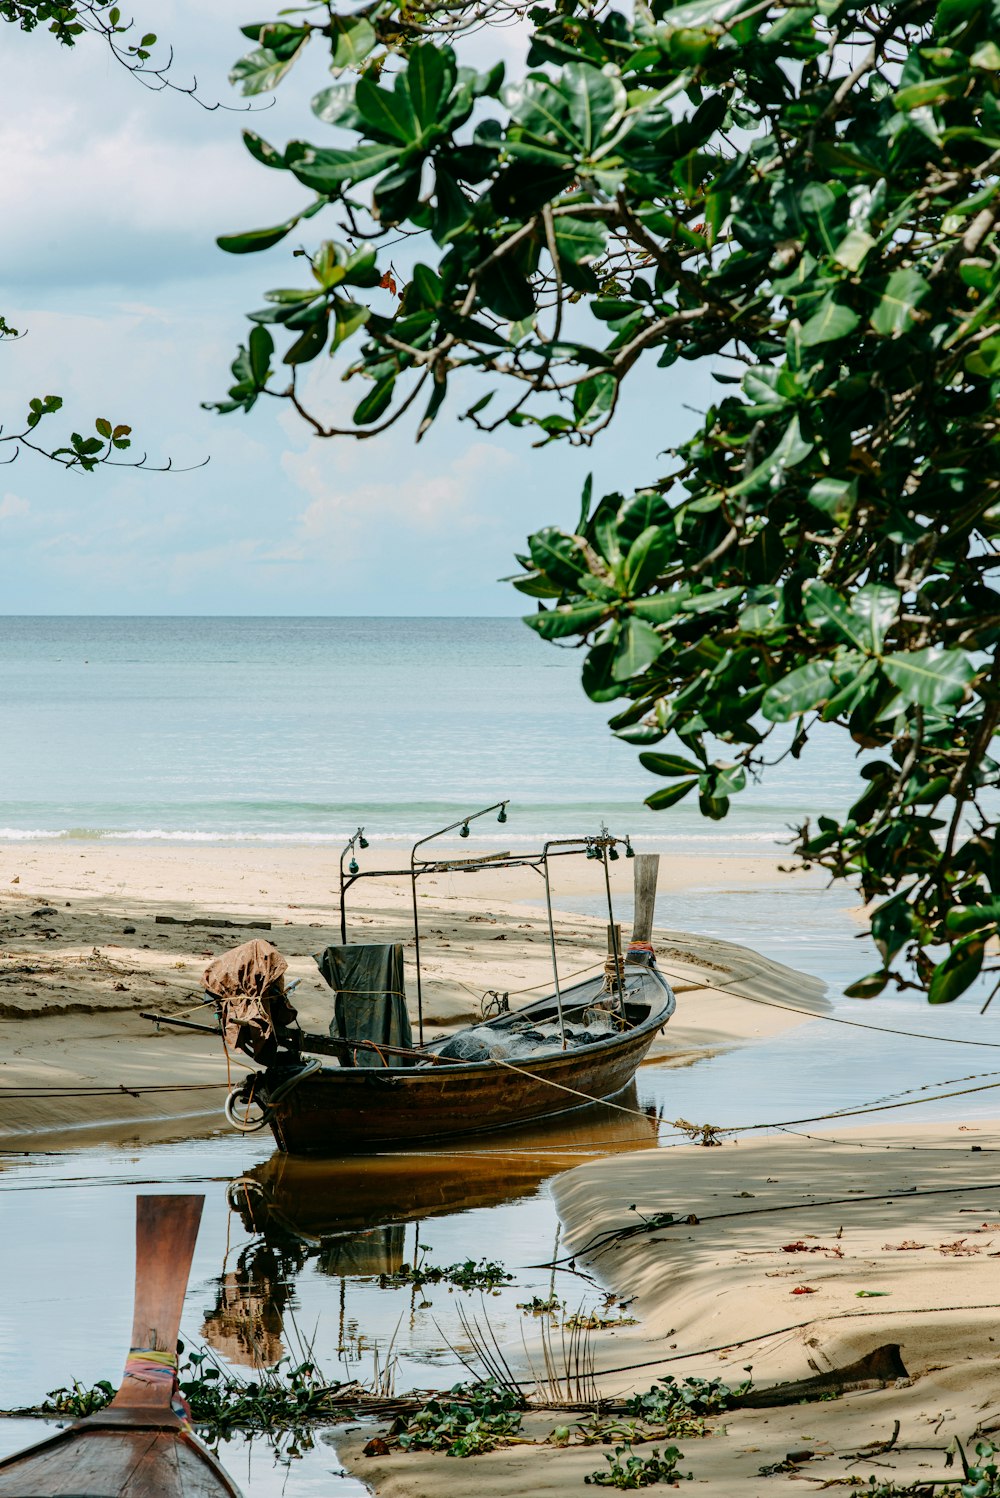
[409, 801, 510, 1046]
[601, 838, 626, 1019]
[541, 846, 567, 1050]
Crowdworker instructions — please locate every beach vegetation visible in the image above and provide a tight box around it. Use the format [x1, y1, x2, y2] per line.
[43, 1378, 116, 1418]
[585, 1443, 692, 1487]
[378, 1253, 514, 1292]
[208, 0, 1000, 1002]
[395, 1377, 526, 1456]
[625, 1372, 751, 1421]
[40, 1347, 353, 1436]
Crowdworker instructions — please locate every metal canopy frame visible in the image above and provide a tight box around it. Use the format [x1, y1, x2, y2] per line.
[337, 802, 632, 1045]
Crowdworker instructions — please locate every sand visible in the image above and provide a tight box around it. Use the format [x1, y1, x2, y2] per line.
[0, 842, 824, 1144]
[343, 1119, 1000, 1495]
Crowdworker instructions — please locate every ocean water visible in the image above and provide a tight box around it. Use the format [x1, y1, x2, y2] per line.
[0, 616, 863, 850]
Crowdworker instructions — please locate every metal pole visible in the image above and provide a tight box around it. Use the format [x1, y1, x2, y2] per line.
[542, 847, 567, 1049]
[410, 862, 424, 1045]
[602, 846, 625, 1018]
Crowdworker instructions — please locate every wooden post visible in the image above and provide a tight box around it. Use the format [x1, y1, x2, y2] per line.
[606, 922, 622, 954]
[631, 853, 660, 944]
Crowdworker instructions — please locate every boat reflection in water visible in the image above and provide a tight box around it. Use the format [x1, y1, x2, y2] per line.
[204, 1088, 661, 1369]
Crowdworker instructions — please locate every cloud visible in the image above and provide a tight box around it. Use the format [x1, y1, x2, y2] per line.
[0, 493, 30, 521]
[284, 440, 517, 554]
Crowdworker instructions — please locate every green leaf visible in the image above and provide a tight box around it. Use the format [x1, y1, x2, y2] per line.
[645, 779, 698, 810]
[331, 299, 369, 349]
[803, 581, 867, 648]
[95, 417, 112, 439]
[283, 317, 328, 364]
[761, 660, 837, 721]
[574, 373, 615, 427]
[528, 527, 588, 587]
[928, 937, 985, 1004]
[290, 142, 399, 191]
[525, 602, 608, 639]
[849, 584, 898, 655]
[356, 75, 417, 145]
[563, 61, 626, 152]
[870, 269, 931, 337]
[843, 971, 890, 999]
[406, 43, 455, 132]
[612, 618, 663, 680]
[229, 42, 306, 96]
[329, 14, 376, 72]
[552, 216, 608, 265]
[832, 228, 876, 271]
[248, 326, 273, 383]
[971, 40, 1000, 69]
[799, 296, 860, 347]
[217, 213, 302, 255]
[808, 476, 857, 525]
[638, 751, 703, 776]
[881, 647, 976, 708]
[242, 130, 285, 169]
[353, 376, 396, 425]
[946, 901, 1000, 935]
[624, 527, 673, 593]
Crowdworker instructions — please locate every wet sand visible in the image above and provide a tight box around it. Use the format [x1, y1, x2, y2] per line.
[344, 1116, 1000, 1496]
[0, 842, 826, 1143]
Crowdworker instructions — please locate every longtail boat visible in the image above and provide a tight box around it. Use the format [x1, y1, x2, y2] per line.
[0, 1195, 241, 1498]
[146, 807, 675, 1156]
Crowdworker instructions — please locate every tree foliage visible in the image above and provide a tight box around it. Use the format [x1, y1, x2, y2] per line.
[212, 0, 1000, 1002]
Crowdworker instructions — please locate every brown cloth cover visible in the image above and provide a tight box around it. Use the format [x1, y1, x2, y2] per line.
[204, 940, 297, 1064]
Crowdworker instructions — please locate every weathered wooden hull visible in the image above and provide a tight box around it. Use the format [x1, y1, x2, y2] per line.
[0, 1405, 240, 1498]
[265, 966, 674, 1155]
[234, 1084, 661, 1238]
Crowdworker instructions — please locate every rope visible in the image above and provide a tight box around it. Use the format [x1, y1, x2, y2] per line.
[123, 1347, 191, 1430]
[124, 1347, 176, 1386]
[587, 1301, 1000, 1381]
[0, 1081, 231, 1098]
[664, 969, 1000, 1050]
[492, 1057, 658, 1123]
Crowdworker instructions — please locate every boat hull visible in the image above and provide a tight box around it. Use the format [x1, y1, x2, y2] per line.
[265, 966, 674, 1155]
[0, 1409, 240, 1498]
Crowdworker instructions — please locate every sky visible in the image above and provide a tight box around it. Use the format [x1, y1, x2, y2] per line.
[0, 2, 720, 614]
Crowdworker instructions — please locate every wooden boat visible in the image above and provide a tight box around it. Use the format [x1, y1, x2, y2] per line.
[255, 961, 674, 1155]
[230, 1083, 661, 1241]
[142, 814, 676, 1157]
[0, 1196, 241, 1498]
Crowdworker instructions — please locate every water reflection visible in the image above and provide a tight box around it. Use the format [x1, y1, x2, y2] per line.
[203, 1090, 660, 1373]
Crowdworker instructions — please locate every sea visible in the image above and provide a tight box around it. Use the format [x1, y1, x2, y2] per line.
[0, 615, 861, 850]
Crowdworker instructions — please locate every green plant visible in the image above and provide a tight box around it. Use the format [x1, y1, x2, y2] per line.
[43, 1379, 115, 1418]
[585, 1444, 691, 1488]
[518, 1294, 564, 1316]
[396, 1377, 525, 1457]
[625, 1372, 750, 1423]
[380, 1256, 513, 1293]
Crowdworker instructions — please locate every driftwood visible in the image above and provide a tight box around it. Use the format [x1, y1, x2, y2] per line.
[154, 915, 272, 930]
[737, 1345, 909, 1408]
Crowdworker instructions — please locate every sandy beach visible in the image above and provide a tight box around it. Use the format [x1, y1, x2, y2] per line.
[6, 840, 995, 1497]
[0, 841, 825, 1144]
[344, 1116, 1000, 1496]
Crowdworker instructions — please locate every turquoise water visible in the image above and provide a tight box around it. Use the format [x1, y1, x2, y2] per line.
[0, 616, 861, 848]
